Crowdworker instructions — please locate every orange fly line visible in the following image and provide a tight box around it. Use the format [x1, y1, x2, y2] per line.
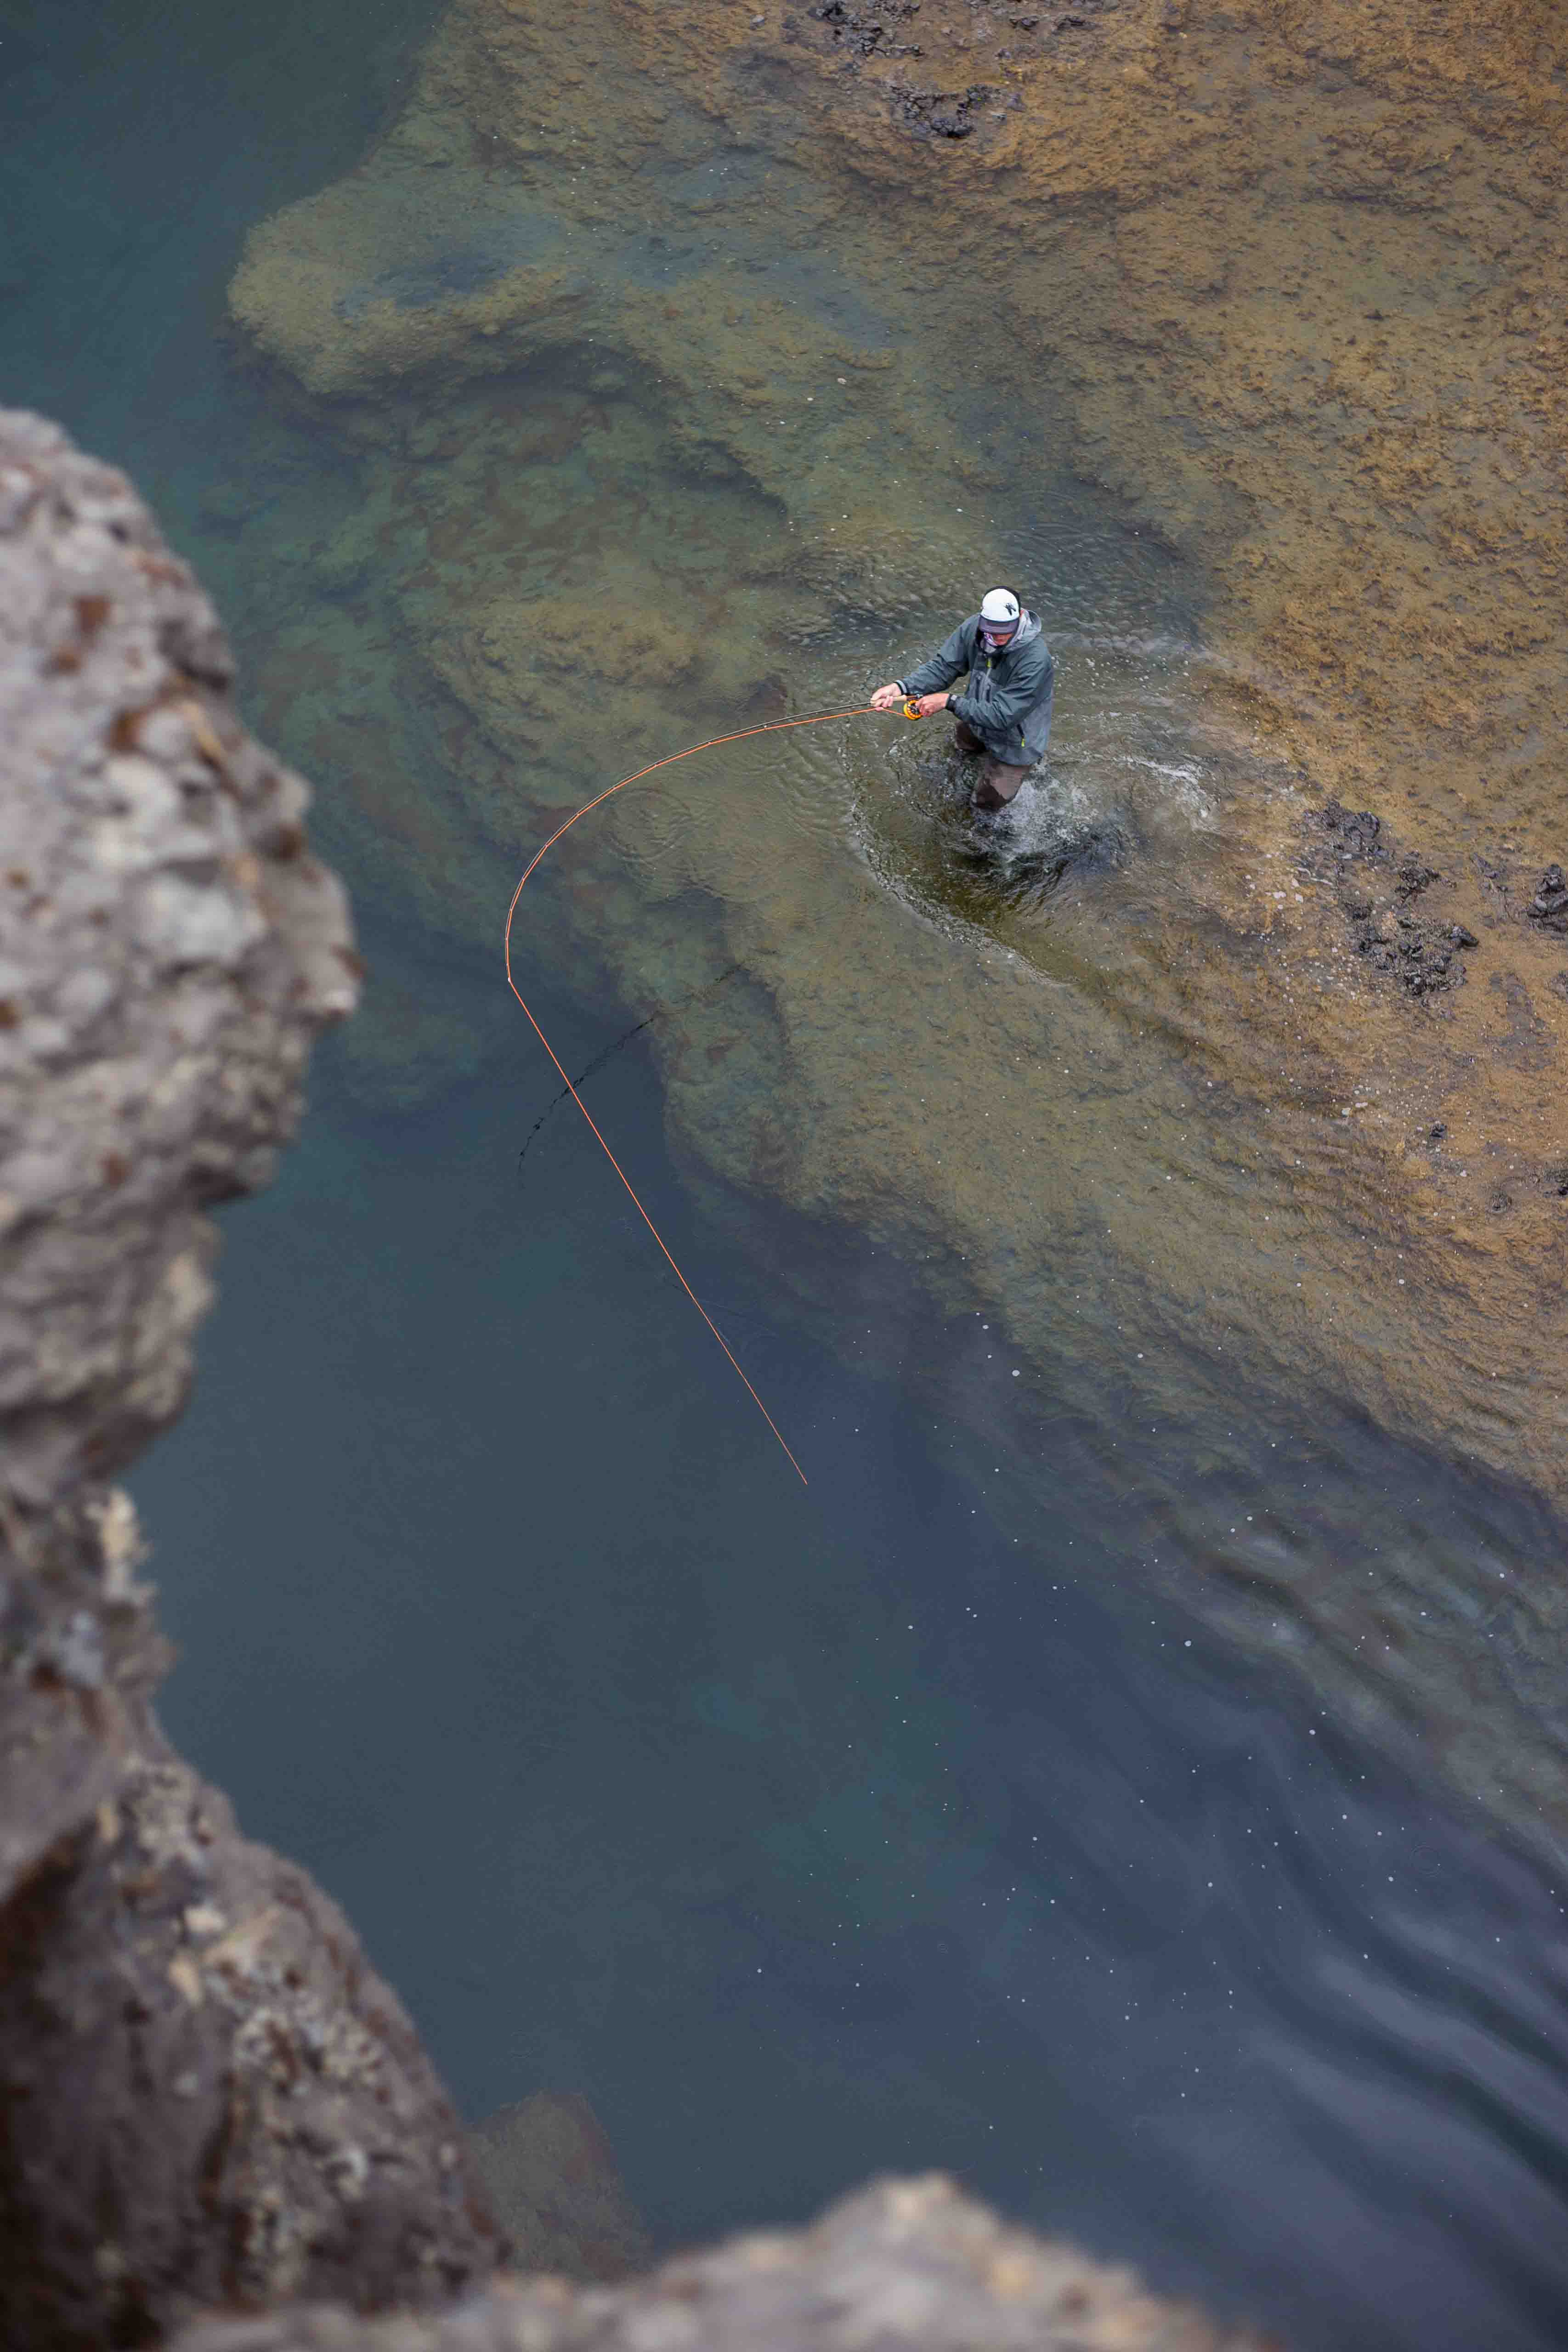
[504, 704, 886, 1487]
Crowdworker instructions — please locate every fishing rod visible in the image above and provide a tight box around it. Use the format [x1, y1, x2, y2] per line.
[504, 700, 925, 1483]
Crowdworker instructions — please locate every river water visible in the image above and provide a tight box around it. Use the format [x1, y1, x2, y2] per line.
[8, 3, 1568, 2346]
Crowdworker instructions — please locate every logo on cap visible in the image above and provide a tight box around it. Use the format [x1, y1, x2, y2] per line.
[979, 589, 1020, 641]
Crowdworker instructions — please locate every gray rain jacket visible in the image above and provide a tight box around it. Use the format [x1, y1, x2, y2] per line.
[901, 608, 1054, 768]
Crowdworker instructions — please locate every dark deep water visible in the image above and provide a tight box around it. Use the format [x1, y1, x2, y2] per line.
[9, 5, 1568, 2348]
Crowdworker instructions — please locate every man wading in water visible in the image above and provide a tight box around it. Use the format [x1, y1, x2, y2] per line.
[871, 587, 1054, 809]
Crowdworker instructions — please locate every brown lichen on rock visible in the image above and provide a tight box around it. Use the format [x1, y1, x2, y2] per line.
[170, 2175, 1281, 2352]
[0, 410, 503, 2343]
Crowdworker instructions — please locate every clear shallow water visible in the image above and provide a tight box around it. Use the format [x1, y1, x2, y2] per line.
[8, 3, 1568, 2347]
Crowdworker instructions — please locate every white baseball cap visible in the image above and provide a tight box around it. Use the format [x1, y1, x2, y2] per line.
[979, 588, 1020, 628]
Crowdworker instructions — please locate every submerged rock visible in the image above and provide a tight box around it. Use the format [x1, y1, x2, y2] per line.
[466, 2092, 652, 2282]
[1303, 802, 1475, 1002]
[1528, 864, 1568, 935]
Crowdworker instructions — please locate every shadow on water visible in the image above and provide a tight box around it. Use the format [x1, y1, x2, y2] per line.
[9, 2, 1568, 2349]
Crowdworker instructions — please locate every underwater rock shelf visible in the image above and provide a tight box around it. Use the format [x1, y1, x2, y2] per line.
[221, 0, 1568, 1862]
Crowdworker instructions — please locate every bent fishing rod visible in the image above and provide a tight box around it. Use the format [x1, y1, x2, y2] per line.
[504, 697, 928, 1485]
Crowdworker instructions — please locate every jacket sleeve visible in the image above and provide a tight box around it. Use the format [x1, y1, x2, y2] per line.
[901, 625, 973, 698]
[951, 636, 1053, 743]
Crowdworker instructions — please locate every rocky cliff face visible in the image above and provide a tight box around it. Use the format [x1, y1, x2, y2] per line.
[0, 409, 503, 2344]
[0, 412, 358, 1514]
